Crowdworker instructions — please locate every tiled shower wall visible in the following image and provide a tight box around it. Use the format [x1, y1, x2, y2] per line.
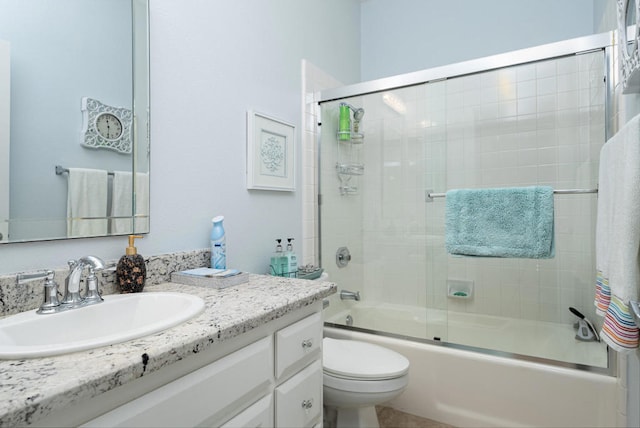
[319, 50, 606, 326]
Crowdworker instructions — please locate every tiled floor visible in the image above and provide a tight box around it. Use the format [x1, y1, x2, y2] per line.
[376, 406, 455, 428]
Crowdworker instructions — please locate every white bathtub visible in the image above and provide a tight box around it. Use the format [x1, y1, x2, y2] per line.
[324, 304, 617, 428]
[325, 302, 608, 368]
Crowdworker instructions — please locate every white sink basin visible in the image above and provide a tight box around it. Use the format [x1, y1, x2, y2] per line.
[0, 292, 205, 359]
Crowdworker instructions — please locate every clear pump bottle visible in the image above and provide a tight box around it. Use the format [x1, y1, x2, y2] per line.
[270, 239, 284, 276]
[285, 238, 298, 278]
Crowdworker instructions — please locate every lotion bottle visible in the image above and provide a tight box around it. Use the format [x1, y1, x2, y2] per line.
[116, 235, 147, 293]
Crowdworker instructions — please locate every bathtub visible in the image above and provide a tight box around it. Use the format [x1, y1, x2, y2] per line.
[324, 303, 617, 428]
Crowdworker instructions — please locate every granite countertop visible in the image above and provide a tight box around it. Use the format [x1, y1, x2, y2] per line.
[0, 274, 336, 426]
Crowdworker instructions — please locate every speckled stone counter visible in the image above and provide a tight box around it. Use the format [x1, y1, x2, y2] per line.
[0, 274, 336, 426]
[0, 249, 212, 318]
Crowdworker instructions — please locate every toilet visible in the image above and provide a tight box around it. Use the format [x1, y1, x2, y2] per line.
[322, 337, 410, 428]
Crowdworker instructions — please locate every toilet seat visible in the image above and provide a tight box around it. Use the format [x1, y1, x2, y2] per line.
[323, 371, 409, 394]
[323, 337, 409, 380]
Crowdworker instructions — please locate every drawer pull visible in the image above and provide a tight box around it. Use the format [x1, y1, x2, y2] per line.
[301, 399, 314, 410]
[301, 339, 313, 349]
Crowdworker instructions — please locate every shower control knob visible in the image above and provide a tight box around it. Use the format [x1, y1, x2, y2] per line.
[336, 247, 351, 268]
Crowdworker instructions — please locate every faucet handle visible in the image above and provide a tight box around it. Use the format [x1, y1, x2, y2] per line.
[83, 267, 103, 305]
[16, 270, 61, 314]
[16, 270, 55, 285]
[39, 273, 62, 314]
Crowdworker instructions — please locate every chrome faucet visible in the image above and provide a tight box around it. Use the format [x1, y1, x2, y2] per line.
[340, 290, 361, 301]
[61, 255, 106, 309]
[16, 255, 106, 314]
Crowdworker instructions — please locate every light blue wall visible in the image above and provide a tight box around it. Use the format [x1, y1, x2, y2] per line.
[360, 0, 595, 81]
[0, 0, 361, 274]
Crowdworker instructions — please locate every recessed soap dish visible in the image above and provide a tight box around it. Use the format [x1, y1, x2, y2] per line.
[448, 279, 474, 299]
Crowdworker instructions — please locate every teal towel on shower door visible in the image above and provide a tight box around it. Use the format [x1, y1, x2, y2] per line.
[445, 186, 555, 258]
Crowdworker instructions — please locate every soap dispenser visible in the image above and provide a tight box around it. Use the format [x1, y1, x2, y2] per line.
[116, 235, 147, 293]
[270, 239, 284, 276]
[285, 238, 298, 278]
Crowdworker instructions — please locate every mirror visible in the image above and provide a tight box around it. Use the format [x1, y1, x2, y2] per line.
[620, 0, 640, 93]
[626, 0, 638, 55]
[0, 0, 150, 243]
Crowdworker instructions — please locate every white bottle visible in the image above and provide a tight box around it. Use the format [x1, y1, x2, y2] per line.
[210, 216, 226, 269]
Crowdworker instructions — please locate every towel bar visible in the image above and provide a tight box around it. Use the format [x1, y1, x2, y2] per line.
[425, 187, 598, 202]
[55, 165, 115, 177]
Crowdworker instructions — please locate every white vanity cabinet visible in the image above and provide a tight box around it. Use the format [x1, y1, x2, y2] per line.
[82, 337, 274, 427]
[79, 307, 324, 428]
[274, 311, 323, 427]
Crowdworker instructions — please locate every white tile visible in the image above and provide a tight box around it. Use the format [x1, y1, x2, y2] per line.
[557, 90, 579, 111]
[481, 86, 499, 104]
[498, 100, 517, 117]
[536, 60, 556, 79]
[557, 73, 580, 92]
[537, 76, 557, 96]
[517, 97, 537, 115]
[537, 94, 557, 112]
[556, 56, 579, 75]
[516, 63, 536, 81]
[517, 79, 537, 98]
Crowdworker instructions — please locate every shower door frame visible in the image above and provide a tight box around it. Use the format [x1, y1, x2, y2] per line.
[319, 32, 617, 139]
[317, 30, 619, 375]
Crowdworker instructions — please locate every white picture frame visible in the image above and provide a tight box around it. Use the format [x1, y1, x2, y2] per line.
[247, 110, 295, 191]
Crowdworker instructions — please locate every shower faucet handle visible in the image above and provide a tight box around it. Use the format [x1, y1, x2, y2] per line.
[336, 247, 351, 268]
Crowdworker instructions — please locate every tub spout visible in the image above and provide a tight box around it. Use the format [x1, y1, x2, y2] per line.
[340, 290, 360, 301]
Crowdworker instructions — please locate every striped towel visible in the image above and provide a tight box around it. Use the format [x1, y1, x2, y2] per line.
[594, 113, 640, 352]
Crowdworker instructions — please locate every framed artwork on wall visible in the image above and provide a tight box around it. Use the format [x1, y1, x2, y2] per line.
[246, 110, 295, 191]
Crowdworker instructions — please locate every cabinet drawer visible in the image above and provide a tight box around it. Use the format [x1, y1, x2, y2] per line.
[221, 393, 273, 428]
[275, 360, 322, 428]
[83, 336, 273, 428]
[275, 311, 322, 379]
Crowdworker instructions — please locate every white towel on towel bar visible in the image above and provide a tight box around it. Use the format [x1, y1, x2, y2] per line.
[110, 171, 149, 234]
[595, 113, 640, 352]
[66, 168, 108, 238]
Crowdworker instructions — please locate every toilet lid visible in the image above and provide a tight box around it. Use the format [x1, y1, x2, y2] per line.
[323, 337, 409, 380]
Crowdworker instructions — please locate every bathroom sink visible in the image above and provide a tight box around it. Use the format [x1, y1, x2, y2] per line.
[0, 292, 205, 359]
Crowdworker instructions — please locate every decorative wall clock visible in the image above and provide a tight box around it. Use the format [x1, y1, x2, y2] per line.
[81, 97, 133, 154]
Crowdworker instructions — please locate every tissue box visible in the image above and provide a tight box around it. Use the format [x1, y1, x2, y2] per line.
[171, 268, 249, 289]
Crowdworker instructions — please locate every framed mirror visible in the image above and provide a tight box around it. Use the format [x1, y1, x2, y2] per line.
[0, 0, 150, 243]
[619, 0, 640, 93]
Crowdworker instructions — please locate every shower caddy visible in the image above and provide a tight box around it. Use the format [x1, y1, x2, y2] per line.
[336, 102, 364, 195]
